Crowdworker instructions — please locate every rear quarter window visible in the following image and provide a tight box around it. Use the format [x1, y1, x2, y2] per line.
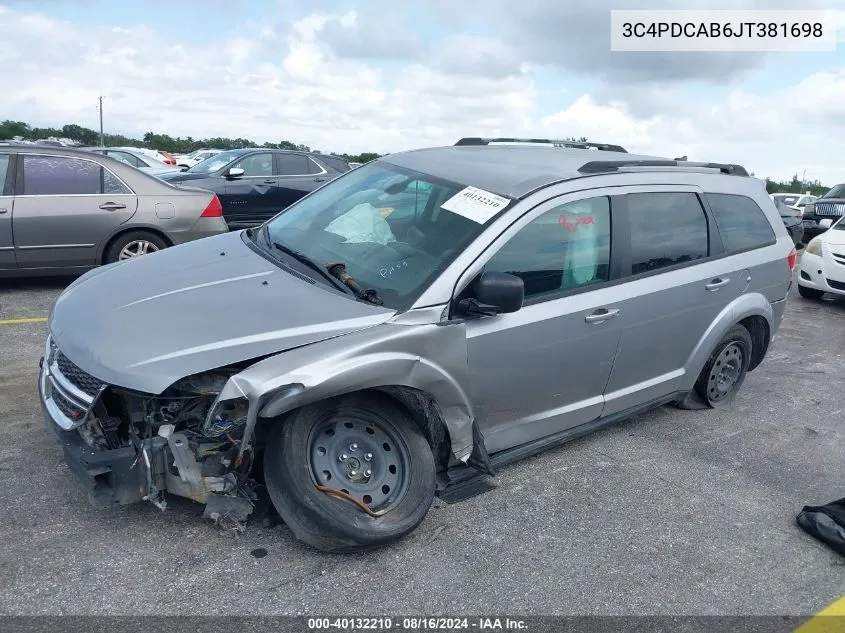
[316, 155, 351, 173]
[705, 193, 776, 253]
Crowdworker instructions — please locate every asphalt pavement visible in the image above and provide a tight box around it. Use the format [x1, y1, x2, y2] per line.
[0, 268, 843, 616]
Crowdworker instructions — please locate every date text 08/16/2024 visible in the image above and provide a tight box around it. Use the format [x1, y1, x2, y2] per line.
[307, 617, 528, 630]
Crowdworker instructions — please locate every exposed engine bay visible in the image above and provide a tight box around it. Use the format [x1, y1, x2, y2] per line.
[77, 369, 258, 530]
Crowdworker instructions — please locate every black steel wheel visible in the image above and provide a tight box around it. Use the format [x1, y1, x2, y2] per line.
[694, 324, 752, 408]
[263, 392, 436, 552]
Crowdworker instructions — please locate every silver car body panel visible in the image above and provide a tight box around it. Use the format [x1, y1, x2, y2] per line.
[40, 147, 794, 482]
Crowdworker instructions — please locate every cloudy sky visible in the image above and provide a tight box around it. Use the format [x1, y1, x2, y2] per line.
[2, 0, 845, 183]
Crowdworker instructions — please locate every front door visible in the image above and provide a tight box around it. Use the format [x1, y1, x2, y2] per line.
[463, 193, 624, 454]
[223, 152, 280, 229]
[12, 154, 137, 269]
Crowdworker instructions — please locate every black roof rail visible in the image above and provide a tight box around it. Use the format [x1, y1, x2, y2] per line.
[455, 137, 628, 153]
[578, 159, 749, 177]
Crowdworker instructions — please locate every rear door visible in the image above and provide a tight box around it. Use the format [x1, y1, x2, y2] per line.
[600, 186, 742, 416]
[275, 153, 324, 214]
[0, 152, 15, 269]
[12, 154, 138, 269]
[222, 152, 278, 228]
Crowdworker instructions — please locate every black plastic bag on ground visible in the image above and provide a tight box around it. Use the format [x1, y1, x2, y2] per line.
[797, 497, 845, 557]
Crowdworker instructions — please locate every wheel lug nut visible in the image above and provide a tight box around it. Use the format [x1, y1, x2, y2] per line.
[350, 443, 358, 451]
[339, 454, 348, 461]
[350, 470, 358, 476]
[364, 453, 372, 461]
[365, 469, 372, 476]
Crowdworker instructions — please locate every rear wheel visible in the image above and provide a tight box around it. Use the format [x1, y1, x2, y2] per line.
[694, 324, 753, 408]
[798, 284, 825, 299]
[104, 231, 168, 264]
[263, 392, 436, 552]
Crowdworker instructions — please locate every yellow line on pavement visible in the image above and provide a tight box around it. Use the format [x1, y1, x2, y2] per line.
[795, 596, 845, 633]
[0, 317, 48, 325]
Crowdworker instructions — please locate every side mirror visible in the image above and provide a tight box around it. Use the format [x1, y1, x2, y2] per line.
[457, 271, 524, 317]
[226, 167, 245, 178]
[819, 219, 833, 230]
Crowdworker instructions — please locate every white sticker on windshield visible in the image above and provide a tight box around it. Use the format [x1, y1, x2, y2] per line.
[440, 186, 510, 223]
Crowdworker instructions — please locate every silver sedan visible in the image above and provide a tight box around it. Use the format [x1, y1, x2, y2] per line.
[0, 145, 229, 277]
[83, 147, 184, 178]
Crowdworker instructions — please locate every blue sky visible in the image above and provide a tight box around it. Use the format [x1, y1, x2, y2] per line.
[3, 0, 845, 183]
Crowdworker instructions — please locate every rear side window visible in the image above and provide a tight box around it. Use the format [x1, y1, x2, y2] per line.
[22, 155, 131, 196]
[627, 192, 709, 275]
[276, 154, 311, 176]
[705, 193, 776, 253]
[315, 155, 350, 173]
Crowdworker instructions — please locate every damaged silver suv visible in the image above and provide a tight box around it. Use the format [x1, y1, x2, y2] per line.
[39, 137, 795, 552]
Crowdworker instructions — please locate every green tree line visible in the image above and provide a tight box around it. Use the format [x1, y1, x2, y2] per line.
[0, 119, 381, 164]
[762, 173, 830, 197]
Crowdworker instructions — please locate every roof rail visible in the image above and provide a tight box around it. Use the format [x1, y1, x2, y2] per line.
[578, 159, 749, 177]
[455, 137, 628, 153]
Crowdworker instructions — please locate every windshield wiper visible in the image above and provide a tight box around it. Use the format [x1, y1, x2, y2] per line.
[270, 240, 355, 297]
[326, 262, 384, 306]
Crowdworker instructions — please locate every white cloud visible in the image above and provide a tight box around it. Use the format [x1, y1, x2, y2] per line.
[1, 4, 845, 185]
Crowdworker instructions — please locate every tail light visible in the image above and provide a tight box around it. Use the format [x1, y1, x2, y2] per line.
[787, 246, 797, 272]
[200, 195, 223, 218]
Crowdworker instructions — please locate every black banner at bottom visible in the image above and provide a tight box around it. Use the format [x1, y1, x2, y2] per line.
[0, 615, 836, 633]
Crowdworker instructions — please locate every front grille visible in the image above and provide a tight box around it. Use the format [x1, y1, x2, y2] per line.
[814, 202, 845, 217]
[51, 387, 88, 423]
[55, 351, 106, 397]
[827, 278, 845, 291]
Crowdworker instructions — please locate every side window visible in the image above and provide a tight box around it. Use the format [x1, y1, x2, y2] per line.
[22, 156, 101, 195]
[232, 153, 274, 177]
[705, 193, 776, 253]
[276, 154, 311, 176]
[0, 154, 10, 195]
[103, 169, 132, 195]
[108, 151, 139, 168]
[485, 196, 612, 300]
[627, 192, 708, 275]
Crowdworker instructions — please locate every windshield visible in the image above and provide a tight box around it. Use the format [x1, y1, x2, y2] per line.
[186, 149, 245, 173]
[258, 160, 513, 310]
[822, 185, 845, 199]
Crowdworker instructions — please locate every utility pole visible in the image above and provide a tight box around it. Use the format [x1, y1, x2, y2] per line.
[98, 96, 105, 146]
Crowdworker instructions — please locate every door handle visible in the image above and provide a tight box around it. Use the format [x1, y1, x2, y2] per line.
[0, 208, 7, 214]
[585, 308, 620, 324]
[262, 179, 275, 184]
[314, 177, 326, 182]
[99, 202, 126, 211]
[705, 277, 730, 291]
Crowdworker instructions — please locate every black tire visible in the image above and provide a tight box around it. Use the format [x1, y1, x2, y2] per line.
[263, 392, 436, 553]
[694, 324, 753, 408]
[104, 230, 168, 264]
[798, 284, 825, 300]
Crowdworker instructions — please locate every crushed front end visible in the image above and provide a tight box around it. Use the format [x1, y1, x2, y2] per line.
[38, 335, 258, 526]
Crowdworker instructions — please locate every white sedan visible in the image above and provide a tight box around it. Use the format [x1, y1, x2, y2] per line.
[176, 149, 223, 169]
[797, 216, 845, 299]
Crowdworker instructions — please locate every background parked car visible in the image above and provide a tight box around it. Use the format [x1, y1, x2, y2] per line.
[797, 215, 845, 299]
[799, 184, 845, 240]
[159, 148, 351, 229]
[770, 192, 818, 215]
[175, 148, 223, 169]
[773, 198, 804, 247]
[0, 146, 228, 277]
[83, 147, 183, 178]
[112, 146, 175, 166]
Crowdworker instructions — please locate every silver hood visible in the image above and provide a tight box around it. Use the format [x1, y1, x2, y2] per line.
[49, 231, 395, 394]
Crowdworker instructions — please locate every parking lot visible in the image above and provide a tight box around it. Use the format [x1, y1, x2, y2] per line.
[1, 263, 843, 616]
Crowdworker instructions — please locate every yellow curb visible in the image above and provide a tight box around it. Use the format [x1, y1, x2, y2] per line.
[795, 596, 845, 633]
[0, 317, 48, 325]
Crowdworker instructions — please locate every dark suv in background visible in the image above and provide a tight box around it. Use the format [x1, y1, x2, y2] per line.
[160, 148, 351, 229]
[801, 184, 845, 240]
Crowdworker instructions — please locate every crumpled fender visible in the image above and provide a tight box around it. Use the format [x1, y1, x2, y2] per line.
[216, 319, 475, 463]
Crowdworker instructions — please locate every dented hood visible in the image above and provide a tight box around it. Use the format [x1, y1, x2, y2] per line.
[49, 231, 395, 394]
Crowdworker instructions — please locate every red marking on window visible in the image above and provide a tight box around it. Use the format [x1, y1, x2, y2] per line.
[558, 215, 596, 232]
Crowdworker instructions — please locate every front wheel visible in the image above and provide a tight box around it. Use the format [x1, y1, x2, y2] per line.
[263, 392, 436, 552]
[694, 324, 753, 408]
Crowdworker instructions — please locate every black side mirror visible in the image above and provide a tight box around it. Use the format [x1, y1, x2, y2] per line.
[457, 271, 524, 317]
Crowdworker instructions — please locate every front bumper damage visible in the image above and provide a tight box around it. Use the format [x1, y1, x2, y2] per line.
[39, 336, 256, 529]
